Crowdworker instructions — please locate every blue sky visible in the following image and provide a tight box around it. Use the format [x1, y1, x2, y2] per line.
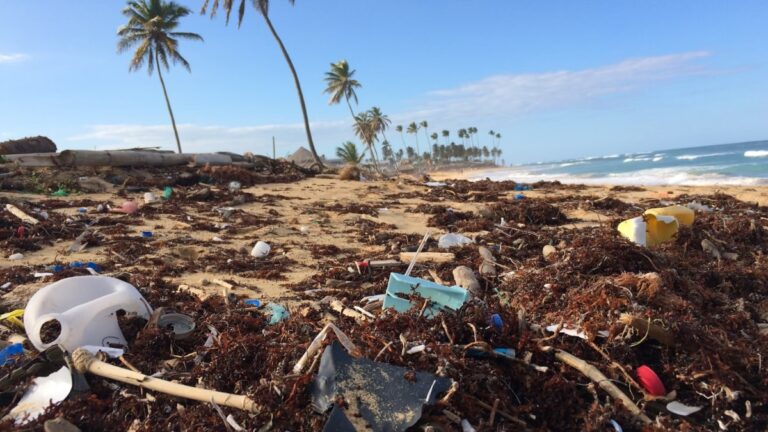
[1, 0, 768, 163]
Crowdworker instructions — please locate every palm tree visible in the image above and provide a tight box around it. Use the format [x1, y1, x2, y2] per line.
[395, 125, 406, 149]
[323, 60, 361, 117]
[457, 128, 467, 146]
[496, 132, 502, 147]
[336, 141, 365, 164]
[407, 122, 420, 155]
[441, 129, 449, 145]
[430, 132, 438, 144]
[488, 130, 495, 146]
[482, 146, 490, 161]
[405, 146, 416, 161]
[352, 111, 382, 174]
[419, 120, 430, 153]
[369, 107, 391, 144]
[202, 0, 324, 169]
[381, 140, 393, 163]
[118, 0, 202, 154]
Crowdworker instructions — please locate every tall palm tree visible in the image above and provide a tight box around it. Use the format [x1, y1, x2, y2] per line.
[496, 132, 502, 147]
[202, 0, 324, 169]
[369, 107, 391, 145]
[430, 132, 438, 144]
[419, 120, 430, 153]
[441, 129, 449, 145]
[336, 141, 365, 164]
[323, 60, 361, 117]
[457, 128, 467, 146]
[395, 125, 406, 149]
[407, 122, 420, 155]
[381, 140, 393, 163]
[488, 129, 495, 146]
[118, 0, 202, 154]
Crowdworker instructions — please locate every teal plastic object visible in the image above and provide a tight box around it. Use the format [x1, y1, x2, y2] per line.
[383, 273, 468, 318]
[266, 303, 289, 324]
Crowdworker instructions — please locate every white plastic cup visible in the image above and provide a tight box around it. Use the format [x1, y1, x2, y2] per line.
[251, 241, 271, 258]
[144, 192, 156, 204]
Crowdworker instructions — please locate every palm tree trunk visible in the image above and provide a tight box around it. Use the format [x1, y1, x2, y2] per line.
[346, 99, 356, 118]
[261, 12, 324, 170]
[155, 52, 183, 154]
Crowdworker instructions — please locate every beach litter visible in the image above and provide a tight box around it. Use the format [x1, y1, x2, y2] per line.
[437, 232, 473, 249]
[383, 273, 469, 317]
[311, 341, 453, 432]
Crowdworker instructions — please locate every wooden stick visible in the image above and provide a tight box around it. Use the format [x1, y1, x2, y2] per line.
[466, 395, 527, 427]
[292, 323, 360, 374]
[5, 204, 39, 225]
[619, 314, 674, 347]
[399, 252, 455, 264]
[71, 348, 259, 412]
[330, 300, 369, 321]
[551, 348, 651, 424]
[489, 398, 500, 426]
[405, 230, 431, 276]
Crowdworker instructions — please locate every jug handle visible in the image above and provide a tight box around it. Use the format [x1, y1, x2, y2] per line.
[32, 313, 68, 349]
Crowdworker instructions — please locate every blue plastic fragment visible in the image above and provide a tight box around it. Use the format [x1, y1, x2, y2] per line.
[493, 348, 516, 359]
[0, 343, 24, 366]
[86, 262, 102, 273]
[489, 313, 503, 330]
[244, 299, 262, 307]
[266, 303, 289, 324]
[141, 231, 153, 238]
[383, 273, 468, 318]
[514, 194, 525, 200]
[70, 261, 83, 268]
[514, 184, 531, 191]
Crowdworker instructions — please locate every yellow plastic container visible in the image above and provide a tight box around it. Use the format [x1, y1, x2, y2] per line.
[617, 214, 679, 247]
[644, 205, 695, 226]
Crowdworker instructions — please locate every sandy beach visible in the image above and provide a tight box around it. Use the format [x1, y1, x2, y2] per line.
[1, 166, 767, 430]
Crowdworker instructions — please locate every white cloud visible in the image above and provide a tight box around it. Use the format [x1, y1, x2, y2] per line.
[66, 51, 716, 156]
[0, 53, 28, 63]
[406, 51, 714, 122]
[67, 120, 350, 156]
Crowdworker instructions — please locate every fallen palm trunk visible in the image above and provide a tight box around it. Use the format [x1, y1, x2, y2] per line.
[71, 348, 259, 412]
[549, 347, 651, 424]
[4, 150, 234, 168]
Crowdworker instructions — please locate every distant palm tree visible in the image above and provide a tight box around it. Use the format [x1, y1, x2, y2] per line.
[118, 0, 202, 154]
[405, 146, 416, 161]
[202, 0, 324, 169]
[407, 122, 420, 155]
[336, 141, 365, 164]
[496, 132, 502, 147]
[482, 146, 490, 161]
[381, 140, 393, 162]
[489, 130, 495, 146]
[457, 128, 467, 146]
[324, 60, 361, 117]
[441, 129, 449, 145]
[430, 132, 438, 144]
[395, 148, 404, 162]
[395, 125, 406, 149]
[353, 111, 382, 173]
[419, 120, 430, 153]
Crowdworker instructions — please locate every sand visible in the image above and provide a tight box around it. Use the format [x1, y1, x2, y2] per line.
[2, 172, 767, 309]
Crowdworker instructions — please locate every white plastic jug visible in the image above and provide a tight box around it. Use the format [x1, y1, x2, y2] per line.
[24, 276, 152, 352]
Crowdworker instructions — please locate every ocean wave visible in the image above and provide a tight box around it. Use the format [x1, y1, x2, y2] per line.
[559, 161, 585, 167]
[623, 157, 652, 163]
[467, 167, 768, 186]
[652, 156, 664, 162]
[745, 150, 768, 158]
[675, 152, 733, 160]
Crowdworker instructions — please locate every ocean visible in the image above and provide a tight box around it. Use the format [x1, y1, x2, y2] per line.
[469, 140, 768, 186]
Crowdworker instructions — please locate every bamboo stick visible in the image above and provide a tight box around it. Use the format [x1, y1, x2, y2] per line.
[71, 348, 259, 412]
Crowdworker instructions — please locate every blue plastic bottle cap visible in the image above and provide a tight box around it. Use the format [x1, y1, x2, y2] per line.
[244, 299, 262, 307]
[515, 194, 525, 200]
[141, 231, 153, 238]
[86, 262, 102, 273]
[490, 313, 503, 330]
[78, 208, 87, 213]
[70, 261, 83, 268]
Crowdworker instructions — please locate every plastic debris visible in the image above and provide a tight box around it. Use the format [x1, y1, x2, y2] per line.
[636, 365, 666, 396]
[0, 343, 24, 366]
[244, 299, 262, 307]
[24, 276, 153, 351]
[266, 303, 289, 325]
[251, 241, 271, 258]
[383, 273, 468, 317]
[51, 188, 69, 197]
[120, 201, 139, 215]
[489, 313, 503, 330]
[156, 312, 196, 340]
[80, 345, 125, 358]
[666, 401, 704, 416]
[311, 342, 453, 432]
[162, 186, 173, 200]
[8, 366, 72, 425]
[8, 253, 24, 260]
[437, 233, 474, 249]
